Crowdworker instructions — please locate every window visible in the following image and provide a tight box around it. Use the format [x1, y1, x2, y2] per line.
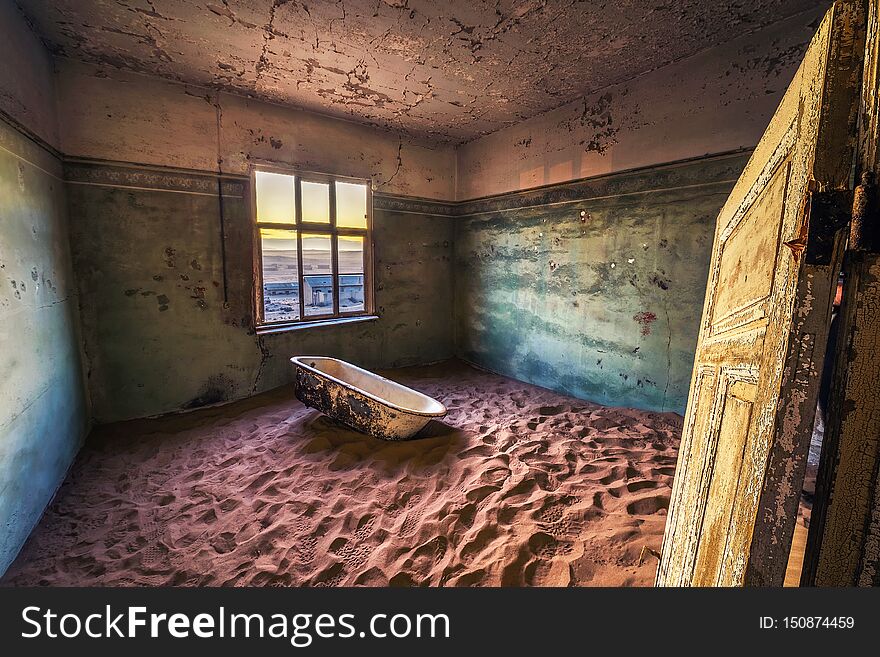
[252, 168, 373, 328]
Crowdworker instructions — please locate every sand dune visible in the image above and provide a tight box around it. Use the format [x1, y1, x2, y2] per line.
[2, 361, 681, 587]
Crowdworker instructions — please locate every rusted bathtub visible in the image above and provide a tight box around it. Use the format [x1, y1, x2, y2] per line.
[290, 356, 447, 440]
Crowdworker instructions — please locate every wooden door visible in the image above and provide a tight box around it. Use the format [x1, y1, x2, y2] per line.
[656, 0, 866, 587]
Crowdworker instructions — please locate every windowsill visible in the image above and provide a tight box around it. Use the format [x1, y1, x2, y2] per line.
[255, 315, 379, 335]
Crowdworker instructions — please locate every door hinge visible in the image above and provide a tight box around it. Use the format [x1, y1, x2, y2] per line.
[851, 171, 880, 253]
[804, 188, 853, 265]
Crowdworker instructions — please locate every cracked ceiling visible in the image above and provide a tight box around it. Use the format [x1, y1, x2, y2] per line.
[17, 0, 828, 144]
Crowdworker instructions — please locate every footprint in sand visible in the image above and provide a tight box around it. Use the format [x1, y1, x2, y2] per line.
[625, 480, 660, 493]
[245, 471, 277, 494]
[389, 571, 419, 587]
[209, 531, 237, 555]
[501, 477, 539, 505]
[458, 525, 499, 563]
[448, 502, 478, 531]
[528, 532, 575, 559]
[154, 493, 176, 506]
[294, 518, 317, 565]
[182, 470, 204, 484]
[353, 566, 388, 586]
[448, 567, 488, 587]
[481, 464, 511, 486]
[329, 537, 372, 569]
[411, 535, 448, 568]
[354, 514, 376, 541]
[466, 484, 501, 505]
[534, 495, 579, 523]
[626, 493, 670, 515]
[399, 494, 424, 537]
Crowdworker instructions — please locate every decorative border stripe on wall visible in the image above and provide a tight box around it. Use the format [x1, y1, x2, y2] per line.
[372, 194, 457, 217]
[59, 149, 753, 218]
[64, 160, 246, 197]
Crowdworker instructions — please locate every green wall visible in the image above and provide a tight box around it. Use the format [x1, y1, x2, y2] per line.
[454, 153, 749, 414]
[65, 161, 455, 423]
[0, 119, 89, 572]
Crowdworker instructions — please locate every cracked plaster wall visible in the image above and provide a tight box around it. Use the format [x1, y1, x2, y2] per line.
[454, 154, 747, 414]
[0, 3, 89, 574]
[55, 59, 456, 200]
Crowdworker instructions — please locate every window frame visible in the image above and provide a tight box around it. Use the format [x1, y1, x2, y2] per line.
[250, 165, 375, 330]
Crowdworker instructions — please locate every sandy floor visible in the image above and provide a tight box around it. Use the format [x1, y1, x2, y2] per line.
[2, 360, 682, 587]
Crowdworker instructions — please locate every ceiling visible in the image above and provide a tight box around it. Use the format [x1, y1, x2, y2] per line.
[17, 0, 827, 144]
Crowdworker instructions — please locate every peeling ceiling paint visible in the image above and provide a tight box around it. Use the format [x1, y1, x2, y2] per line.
[16, 0, 829, 144]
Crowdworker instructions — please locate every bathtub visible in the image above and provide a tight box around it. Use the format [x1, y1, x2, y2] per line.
[290, 356, 448, 440]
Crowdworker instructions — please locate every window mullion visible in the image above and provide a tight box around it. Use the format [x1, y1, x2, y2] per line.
[295, 177, 305, 321]
[330, 181, 340, 317]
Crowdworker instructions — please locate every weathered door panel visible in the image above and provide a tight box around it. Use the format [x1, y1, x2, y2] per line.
[691, 375, 758, 586]
[657, 0, 865, 587]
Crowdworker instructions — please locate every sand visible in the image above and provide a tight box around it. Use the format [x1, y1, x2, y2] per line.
[2, 360, 682, 587]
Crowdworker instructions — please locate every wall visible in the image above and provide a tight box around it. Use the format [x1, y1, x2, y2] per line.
[456, 8, 823, 199]
[0, 2, 89, 573]
[455, 153, 749, 414]
[65, 161, 455, 423]
[0, 0, 58, 147]
[449, 6, 824, 412]
[55, 59, 457, 201]
[28, 2, 813, 427]
[57, 23, 789, 421]
[53, 57, 458, 423]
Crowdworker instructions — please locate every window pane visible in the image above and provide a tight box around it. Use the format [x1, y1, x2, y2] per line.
[336, 181, 368, 228]
[255, 171, 295, 224]
[260, 228, 299, 322]
[338, 236, 365, 313]
[301, 181, 330, 224]
[301, 233, 333, 316]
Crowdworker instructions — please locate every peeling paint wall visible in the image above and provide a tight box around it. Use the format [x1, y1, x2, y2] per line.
[456, 8, 824, 199]
[0, 5, 89, 574]
[65, 161, 454, 423]
[55, 59, 456, 200]
[454, 153, 748, 414]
